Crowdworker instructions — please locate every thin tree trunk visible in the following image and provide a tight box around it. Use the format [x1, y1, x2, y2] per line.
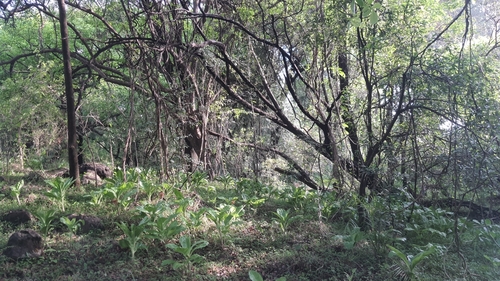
[18, 127, 24, 170]
[57, 0, 80, 186]
[122, 89, 135, 176]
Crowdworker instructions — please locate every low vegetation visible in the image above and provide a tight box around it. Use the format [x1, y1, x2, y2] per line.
[1, 167, 499, 281]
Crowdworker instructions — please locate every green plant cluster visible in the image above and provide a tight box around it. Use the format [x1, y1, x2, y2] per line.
[1, 170, 500, 280]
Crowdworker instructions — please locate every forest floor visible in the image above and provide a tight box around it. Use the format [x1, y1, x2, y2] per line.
[0, 168, 499, 281]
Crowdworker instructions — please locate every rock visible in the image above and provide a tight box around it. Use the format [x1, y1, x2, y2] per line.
[81, 171, 102, 185]
[66, 214, 104, 234]
[80, 163, 112, 179]
[25, 171, 44, 182]
[46, 168, 69, 178]
[3, 229, 43, 260]
[1, 210, 34, 225]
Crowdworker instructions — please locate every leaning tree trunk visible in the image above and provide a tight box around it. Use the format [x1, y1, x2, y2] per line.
[57, 0, 80, 186]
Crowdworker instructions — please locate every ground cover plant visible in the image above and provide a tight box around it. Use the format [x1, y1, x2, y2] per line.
[0, 167, 499, 281]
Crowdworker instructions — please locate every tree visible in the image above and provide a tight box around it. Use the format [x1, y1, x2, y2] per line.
[57, 0, 79, 186]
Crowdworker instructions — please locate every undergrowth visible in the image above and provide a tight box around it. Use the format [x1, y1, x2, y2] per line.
[0, 169, 498, 280]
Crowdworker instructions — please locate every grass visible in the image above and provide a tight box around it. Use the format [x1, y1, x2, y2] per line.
[0, 169, 499, 280]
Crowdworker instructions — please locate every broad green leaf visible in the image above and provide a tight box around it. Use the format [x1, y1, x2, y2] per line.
[369, 11, 379, 25]
[387, 245, 410, 268]
[248, 270, 264, 281]
[410, 245, 435, 270]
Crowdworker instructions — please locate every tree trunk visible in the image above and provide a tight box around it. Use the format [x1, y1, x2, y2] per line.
[57, 0, 80, 186]
[78, 133, 84, 165]
[184, 125, 203, 172]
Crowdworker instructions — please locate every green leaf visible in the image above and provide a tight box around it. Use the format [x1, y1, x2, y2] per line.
[172, 262, 184, 270]
[387, 245, 410, 268]
[248, 270, 264, 281]
[118, 239, 130, 249]
[189, 253, 204, 263]
[191, 240, 209, 252]
[351, 17, 362, 28]
[410, 245, 435, 270]
[179, 235, 192, 249]
[369, 11, 379, 25]
[161, 259, 176, 266]
[162, 259, 183, 270]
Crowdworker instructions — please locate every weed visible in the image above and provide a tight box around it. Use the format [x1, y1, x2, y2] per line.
[316, 191, 341, 221]
[186, 208, 207, 231]
[162, 235, 209, 274]
[44, 177, 75, 212]
[85, 189, 105, 206]
[143, 213, 185, 243]
[217, 195, 239, 205]
[206, 204, 245, 246]
[404, 207, 454, 243]
[173, 188, 192, 218]
[116, 222, 147, 259]
[134, 201, 170, 222]
[475, 219, 500, 267]
[217, 175, 235, 189]
[272, 208, 302, 234]
[139, 181, 160, 203]
[282, 186, 307, 211]
[103, 181, 136, 211]
[240, 193, 266, 213]
[161, 182, 175, 200]
[236, 178, 266, 197]
[34, 209, 57, 237]
[191, 171, 209, 189]
[387, 244, 436, 281]
[137, 169, 160, 202]
[9, 179, 24, 205]
[334, 222, 365, 250]
[60, 216, 84, 239]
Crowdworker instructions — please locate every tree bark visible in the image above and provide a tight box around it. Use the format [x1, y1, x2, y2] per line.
[57, 0, 80, 186]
